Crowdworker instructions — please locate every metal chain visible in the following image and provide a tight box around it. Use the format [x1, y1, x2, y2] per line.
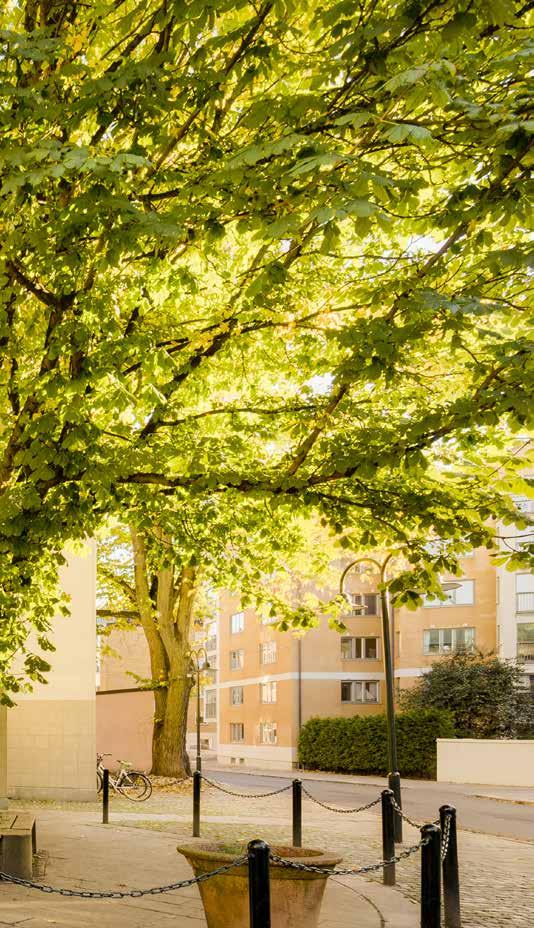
[200, 774, 293, 799]
[0, 857, 247, 899]
[388, 795, 428, 830]
[301, 785, 381, 814]
[440, 812, 452, 862]
[270, 838, 427, 877]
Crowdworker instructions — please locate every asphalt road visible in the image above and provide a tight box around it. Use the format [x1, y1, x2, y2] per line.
[205, 767, 534, 843]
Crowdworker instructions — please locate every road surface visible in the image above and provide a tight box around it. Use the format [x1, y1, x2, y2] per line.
[205, 766, 534, 842]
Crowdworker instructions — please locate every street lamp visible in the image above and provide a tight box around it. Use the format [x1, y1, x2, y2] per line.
[340, 557, 463, 841]
[187, 645, 210, 773]
[339, 553, 402, 837]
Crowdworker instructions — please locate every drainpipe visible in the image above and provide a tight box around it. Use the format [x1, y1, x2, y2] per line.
[297, 637, 303, 769]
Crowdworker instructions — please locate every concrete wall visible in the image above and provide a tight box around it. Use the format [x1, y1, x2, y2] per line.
[437, 738, 534, 787]
[6, 542, 97, 801]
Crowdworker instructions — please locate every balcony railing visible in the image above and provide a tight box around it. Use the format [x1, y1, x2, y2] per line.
[517, 592, 534, 613]
[517, 642, 534, 662]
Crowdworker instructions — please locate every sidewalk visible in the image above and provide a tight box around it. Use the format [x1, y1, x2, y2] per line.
[0, 808, 419, 928]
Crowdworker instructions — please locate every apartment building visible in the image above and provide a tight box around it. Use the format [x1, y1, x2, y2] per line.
[96, 535, 533, 772]
[497, 495, 534, 691]
[216, 548, 498, 768]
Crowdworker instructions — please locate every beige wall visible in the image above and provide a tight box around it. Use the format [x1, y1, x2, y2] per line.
[97, 691, 153, 772]
[437, 738, 534, 787]
[0, 707, 7, 808]
[7, 542, 97, 800]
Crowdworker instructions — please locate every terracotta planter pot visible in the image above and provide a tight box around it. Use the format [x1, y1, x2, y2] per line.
[177, 842, 342, 928]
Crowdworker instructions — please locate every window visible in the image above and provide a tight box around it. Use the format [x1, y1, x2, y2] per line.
[230, 723, 244, 743]
[517, 574, 534, 614]
[260, 721, 277, 744]
[341, 637, 380, 660]
[424, 580, 475, 607]
[231, 611, 245, 634]
[260, 641, 277, 665]
[517, 624, 534, 662]
[230, 686, 244, 706]
[423, 627, 475, 654]
[205, 621, 217, 653]
[204, 690, 217, 720]
[512, 495, 534, 514]
[345, 592, 379, 616]
[260, 681, 277, 703]
[341, 681, 379, 703]
[230, 649, 244, 670]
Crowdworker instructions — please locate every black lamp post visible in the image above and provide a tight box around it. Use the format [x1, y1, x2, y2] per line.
[339, 553, 403, 837]
[340, 556, 462, 842]
[187, 645, 210, 773]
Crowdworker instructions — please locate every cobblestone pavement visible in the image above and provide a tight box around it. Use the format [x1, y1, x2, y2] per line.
[9, 781, 534, 927]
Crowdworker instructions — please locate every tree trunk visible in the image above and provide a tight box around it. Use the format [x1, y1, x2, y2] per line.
[151, 674, 193, 777]
[130, 527, 196, 778]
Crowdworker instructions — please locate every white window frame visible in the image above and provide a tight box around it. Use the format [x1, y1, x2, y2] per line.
[230, 649, 244, 671]
[230, 722, 244, 743]
[341, 636, 380, 661]
[230, 611, 245, 634]
[259, 721, 277, 744]
[260, 681, 277, 703]
[423, 627, 476, 655]
[230, 686, 244, 706]
[204, 689, 217, 721]
[424, 580, 475, 608]
[340, 680, 380, 704]
[260, 641, 277, 665]
[345, 592, 379, 616]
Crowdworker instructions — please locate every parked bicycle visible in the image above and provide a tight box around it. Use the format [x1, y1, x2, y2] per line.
[96, 753, 152, 801]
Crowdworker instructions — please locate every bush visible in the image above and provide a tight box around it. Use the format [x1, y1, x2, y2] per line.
[298, 709, 455, 779]
[400, 651, 534, 739]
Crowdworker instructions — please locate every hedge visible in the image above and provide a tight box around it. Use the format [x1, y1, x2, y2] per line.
[298, 709, 456, 779]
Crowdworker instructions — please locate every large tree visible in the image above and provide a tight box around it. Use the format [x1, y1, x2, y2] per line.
[1, 1, 532, 699]
[97, 510, 336, 776]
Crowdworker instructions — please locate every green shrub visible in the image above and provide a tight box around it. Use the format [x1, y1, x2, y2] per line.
[298, 709, 455, 779]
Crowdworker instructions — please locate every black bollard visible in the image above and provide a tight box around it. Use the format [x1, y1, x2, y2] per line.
[388, 770, 403, 843]
[193, 770, 201, 837]
[440, 805, 461, 928]
[292, 780, 302, 848]
[421, 824, 441, 928]
[381, 789, 396, 886]
[102, 768, 109, 824]
[248, 839, 271, 928]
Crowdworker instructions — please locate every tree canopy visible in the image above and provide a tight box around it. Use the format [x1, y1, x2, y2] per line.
[0, 0, 532, 697]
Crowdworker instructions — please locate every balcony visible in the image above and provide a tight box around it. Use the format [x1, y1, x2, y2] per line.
[517, 643, 534, 663]
[517, 592, 534, 614]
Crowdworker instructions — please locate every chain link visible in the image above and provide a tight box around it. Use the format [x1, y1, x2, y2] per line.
[388, 795, 428, 830]
[269, 838, 427, 877]
[0, 857, 247, 899]
[440, 811, 452, 862]
[200, 774, 293, 799]
[301, 785, 381, 815]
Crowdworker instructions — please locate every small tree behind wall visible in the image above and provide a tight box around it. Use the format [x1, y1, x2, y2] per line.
[400, 651, 534, 739]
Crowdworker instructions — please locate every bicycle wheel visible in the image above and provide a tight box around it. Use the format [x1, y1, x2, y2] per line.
[117, 771, 152, 801]
[97, 770, 103, 794]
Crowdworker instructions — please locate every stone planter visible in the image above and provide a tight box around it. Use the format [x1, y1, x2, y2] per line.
[177, 842, 342, 928]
